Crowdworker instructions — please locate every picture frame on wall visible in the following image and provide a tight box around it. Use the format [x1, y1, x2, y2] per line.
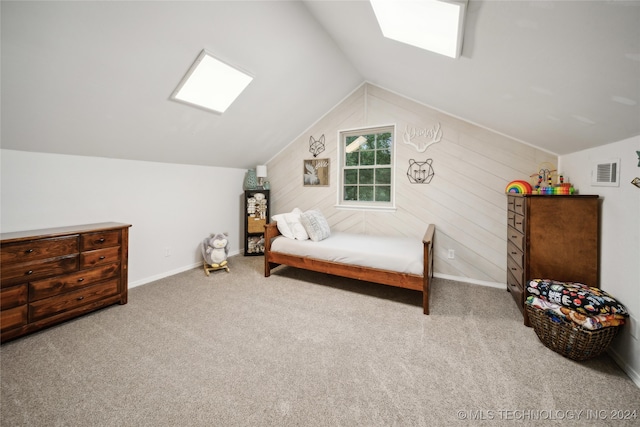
[303, 158, 330, 187]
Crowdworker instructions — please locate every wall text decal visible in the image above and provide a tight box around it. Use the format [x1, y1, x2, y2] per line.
[403, 123, 442, 152]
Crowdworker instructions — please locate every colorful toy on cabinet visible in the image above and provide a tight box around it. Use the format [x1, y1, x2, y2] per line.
[505, 180, 533, 194]
[530, 162, 557, 191]
[527, 162, 576, 195]
[202, 232, 230, 275]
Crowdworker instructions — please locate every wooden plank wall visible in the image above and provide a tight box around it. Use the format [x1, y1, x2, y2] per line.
[266, 83, 556, 285]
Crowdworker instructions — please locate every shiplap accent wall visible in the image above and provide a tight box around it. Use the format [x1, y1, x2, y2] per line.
[267, 83, 556, 286]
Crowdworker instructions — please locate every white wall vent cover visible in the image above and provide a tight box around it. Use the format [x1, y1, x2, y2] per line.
[591, 158, 620, 187]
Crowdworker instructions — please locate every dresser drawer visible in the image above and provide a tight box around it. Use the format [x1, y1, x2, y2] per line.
[1, 255, 79, 288]
[1, 236, 78, 264]
[514, 213, 525, 233]
[506, 270, 524, 311]
[507, 241, 523, 268]
[507, 196, 516, 213]
[81, 231, 121, 251]
[512, 197, 525, 215]
[29, 279, 119, 322]
[1, 305, 28, 332]
[507, 256, 523, 287]
[507, 226, 524, 252]
[508, 211, 515, 228]
[1, 284, 28, 310]
[30, 263, 120, 302]
[80, 247, 121, 268]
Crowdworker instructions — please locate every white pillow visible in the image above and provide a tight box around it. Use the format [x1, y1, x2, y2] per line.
[300, 209, 331, 242]
[272, 213, 294, 239]
[287, 212, 309, 240]
[272, 208, 309, 240]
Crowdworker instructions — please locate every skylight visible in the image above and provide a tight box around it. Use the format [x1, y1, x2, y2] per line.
[370, 0, 467, 59]
[171, 50, 253, 114]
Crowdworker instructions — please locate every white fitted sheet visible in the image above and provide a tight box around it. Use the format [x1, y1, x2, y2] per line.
[270, 232, 423, 276]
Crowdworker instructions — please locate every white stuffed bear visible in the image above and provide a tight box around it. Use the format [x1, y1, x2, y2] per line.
[202, 233, 229, 267]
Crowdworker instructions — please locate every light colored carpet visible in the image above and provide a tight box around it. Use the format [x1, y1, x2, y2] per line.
[1, 255, 638, 426]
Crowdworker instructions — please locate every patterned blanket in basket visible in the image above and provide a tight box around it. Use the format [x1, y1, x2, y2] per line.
[527, 279, 628, 316]
[525, 296, 626, 330]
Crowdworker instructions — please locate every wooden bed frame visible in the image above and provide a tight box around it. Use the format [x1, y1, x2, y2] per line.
[264, 223, 435, 314]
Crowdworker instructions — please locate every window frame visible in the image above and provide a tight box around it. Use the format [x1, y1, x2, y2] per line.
[336, 124, 397, 211]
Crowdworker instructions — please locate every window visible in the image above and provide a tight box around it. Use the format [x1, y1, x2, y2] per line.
[338, 125, 395, 210]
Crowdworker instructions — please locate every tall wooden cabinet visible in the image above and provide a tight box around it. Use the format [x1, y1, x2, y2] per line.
[244, 190, 270, 256]
[1, 222, 131, 342]
[506, 195, 600, 324]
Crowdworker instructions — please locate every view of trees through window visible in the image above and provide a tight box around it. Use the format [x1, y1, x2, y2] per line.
[342, 127, 393, 204]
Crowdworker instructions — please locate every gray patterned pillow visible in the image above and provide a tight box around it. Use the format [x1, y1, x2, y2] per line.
[300, 209, 331, 241]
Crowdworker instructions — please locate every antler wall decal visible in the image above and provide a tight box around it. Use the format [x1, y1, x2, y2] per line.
[403, 123, 442, 153]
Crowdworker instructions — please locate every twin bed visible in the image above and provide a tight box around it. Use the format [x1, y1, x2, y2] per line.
[264, 222, 435, 314]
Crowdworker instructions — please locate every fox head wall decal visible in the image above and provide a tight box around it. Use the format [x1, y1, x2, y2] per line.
[309, 135, 325, 157]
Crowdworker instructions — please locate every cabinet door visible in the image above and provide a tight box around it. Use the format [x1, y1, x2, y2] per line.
[528, 197, 599, 287]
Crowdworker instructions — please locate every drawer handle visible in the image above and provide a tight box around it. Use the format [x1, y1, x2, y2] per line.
[510, 251, 518, 255]
[511, 267, 518, 271]
[26, 270, 34, 275]
[24, 249, 34, 254]
[99, 256, 106, 260]
[515, 222, 522, 225]
[96, 238, 106, 244]
[77, 296, 84, 301]
[78, 278, 85, 282]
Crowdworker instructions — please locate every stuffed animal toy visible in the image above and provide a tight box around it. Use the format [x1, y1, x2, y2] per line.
[202, 232, 230, 274]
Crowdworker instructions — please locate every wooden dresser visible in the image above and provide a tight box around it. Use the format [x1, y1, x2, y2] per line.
[1, 222, 131, 342]
[506, 195, 599, 324]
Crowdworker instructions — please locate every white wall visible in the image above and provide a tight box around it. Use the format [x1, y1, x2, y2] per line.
[0, 149, 247, 287]
[267, 84, 557, 287]
[559, 136, 640, 387]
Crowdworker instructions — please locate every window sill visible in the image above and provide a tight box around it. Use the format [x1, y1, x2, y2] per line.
[335, 204, 397, 213]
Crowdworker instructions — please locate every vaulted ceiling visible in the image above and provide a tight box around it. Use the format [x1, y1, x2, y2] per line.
[2, 1, 639, 169]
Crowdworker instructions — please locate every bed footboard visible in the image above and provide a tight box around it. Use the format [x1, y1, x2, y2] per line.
[264, 222, 435, 315]
[422, 224, 435, 315]
[264, 222, 281, 277]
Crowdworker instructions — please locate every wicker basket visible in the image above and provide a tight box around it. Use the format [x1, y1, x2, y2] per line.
[525, 304, 619, 361]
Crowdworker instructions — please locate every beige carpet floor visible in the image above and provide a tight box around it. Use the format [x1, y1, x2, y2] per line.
[1, 255, 638, 426]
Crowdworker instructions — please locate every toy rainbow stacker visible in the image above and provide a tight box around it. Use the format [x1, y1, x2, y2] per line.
[505, 180, 533, 194]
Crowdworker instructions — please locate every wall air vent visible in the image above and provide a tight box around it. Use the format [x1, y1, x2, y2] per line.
[591, 158, 620, 187]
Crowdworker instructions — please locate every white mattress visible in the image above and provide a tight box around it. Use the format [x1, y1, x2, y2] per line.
[270, 232, 423, 275]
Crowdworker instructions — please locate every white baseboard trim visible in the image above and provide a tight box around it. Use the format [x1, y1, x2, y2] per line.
[607, 347, 640, 389]
[129, 250, 242, 289]
[129, 262, 201, 288]
[433, 273, 506, 290]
